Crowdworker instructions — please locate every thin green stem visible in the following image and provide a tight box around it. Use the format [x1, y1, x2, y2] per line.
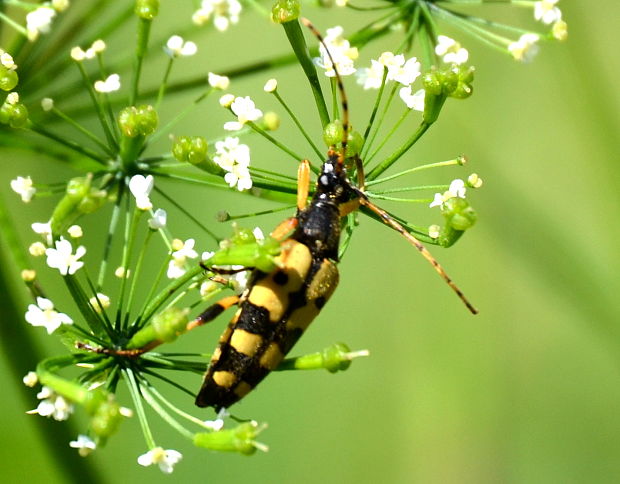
[366, 121, 432, 181]
[366, 158, 464, 186]
[27, 122, 108, 164]
[124, 368, 156, 448]
[138, 380, 194, 439]
[156, 57, 175, 110]
[97, 181, 124, 289]
[282, 19, 330, 128]
[365, 108, 412, 165]
[49, 107, 115, 157]
[130, 18, 153, 106]
[272, 90, 324, 162]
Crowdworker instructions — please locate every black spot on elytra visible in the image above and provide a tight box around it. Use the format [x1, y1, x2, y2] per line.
[272, 270, 289, 286]
[315, 296, 327, 309]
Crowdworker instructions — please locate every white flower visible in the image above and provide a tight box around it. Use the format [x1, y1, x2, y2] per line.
[138, 447, 182, 474]
[70, 435, 97, 457]
[89, 293, 110, 313]
[467, 173, 483, 188]
[263, 79, 277, 93]
[164, 35, 197, 58]
[385, 55, 421, 86]
[28, 386, 74, 421]
[26, 6, 56, 41]
[219, 93, 235, 107]
[129, 174, 154, 210]
[148, 208, 167, 230]
[314, 26, 358, 77]
[534, 0, 562, 25]
[356, 60, 385, 90]
[10, 176, 36, 202]
[428, 224, 441, 239]
[552, 20, 568, 41]
[6, 92, 19, 104]
[90, 39, 106, 54]
[32, 221, 52, 245]
[435, 36, 469, 65]
[0, 49, 16, 70]
[45, 237, 86, 275]
[70, 46, 87, 61]
[22, 371, 38, 387]
[167, 239, 199, 279]
[213, 137, 252, 191]
[41, 98, 54, 111]
[224, 96, 262, 131]
[192, 0, 242, 32]
[399, 86, 425, 112]
[208, 72, 230, 90]
[115, 266, 130, 278]
[429, 179, 467, 209]
[94, 73, 121, 93]
[508, 33, 540, 63]
[67, 225, 83, 238]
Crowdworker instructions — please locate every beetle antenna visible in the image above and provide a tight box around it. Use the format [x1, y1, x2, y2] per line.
[353, 188, 478, 314]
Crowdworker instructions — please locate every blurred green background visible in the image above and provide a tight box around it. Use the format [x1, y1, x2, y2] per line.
[2, 1, 620, 483]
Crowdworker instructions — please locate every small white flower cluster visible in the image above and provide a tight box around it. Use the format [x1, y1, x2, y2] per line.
[27, 386, 74, 421]
[127, 175, 168, 230]
[46, 237, 86, 275]
[213, 136, 252, 191]
[192, 0, 242, 32]
[94, 73, 121, 93]
[70, 40, 106, 61]
[429, 179, 467, 210]
[0, 48, 17, 71]
[10, 176, 36, 202]
[164, 35, 197, 58]
[167, 238, 199, 279]
[69, 435, 97, 457]
[357, 51, 425, 112]
[435, 36, 469, 65]
[138, 447, 183, 474]
[223, 95, 263, 131]
[26, 6, 56, 41]
[314, 26, 359, 78]
[25, 297, 73, 334]
[534, 0, 566, 39]
[208, 72, 230, 90]
[508, 33, 541, 63]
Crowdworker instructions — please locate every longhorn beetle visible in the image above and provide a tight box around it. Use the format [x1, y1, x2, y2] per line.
[191, 18, 478, 411]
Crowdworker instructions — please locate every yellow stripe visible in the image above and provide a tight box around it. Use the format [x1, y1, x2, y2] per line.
[233, 381, 253, 398]
[230, 329, 263, 356]
[213, 370, 236, 388]
[259, 342, 284, 370]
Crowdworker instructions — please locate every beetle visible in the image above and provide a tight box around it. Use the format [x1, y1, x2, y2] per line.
[192, 18, 477, 411]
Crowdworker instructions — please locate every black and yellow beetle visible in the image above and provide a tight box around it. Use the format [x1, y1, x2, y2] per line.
[192, 19, 477, 411]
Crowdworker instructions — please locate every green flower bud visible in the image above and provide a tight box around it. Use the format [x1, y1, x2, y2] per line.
[194, 421, 265, 455]
[209, 235, 281, 274]
[118, 105, 158, 138]
[422, 71, 442, 96]
[66, 176, 92, 201]
[0, 67, 18, 91]
[135, 0, 159, 19]
[0, 101, 28, 128]
[323, 120, 344, 147]
[271, 0, 300, 23]
[449, 65, 475, 100]
[89, 395, 123, 439]
[322, 342, 353, 373]
[439, 66, 459, 95]
[442, 197, 477, 231]
[263, 111, 280, 131]
[172, 136, 208, 165]
[78, 189, 108, 214]
[347, 130, 364, 157]
[152, 307, 189, 343]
